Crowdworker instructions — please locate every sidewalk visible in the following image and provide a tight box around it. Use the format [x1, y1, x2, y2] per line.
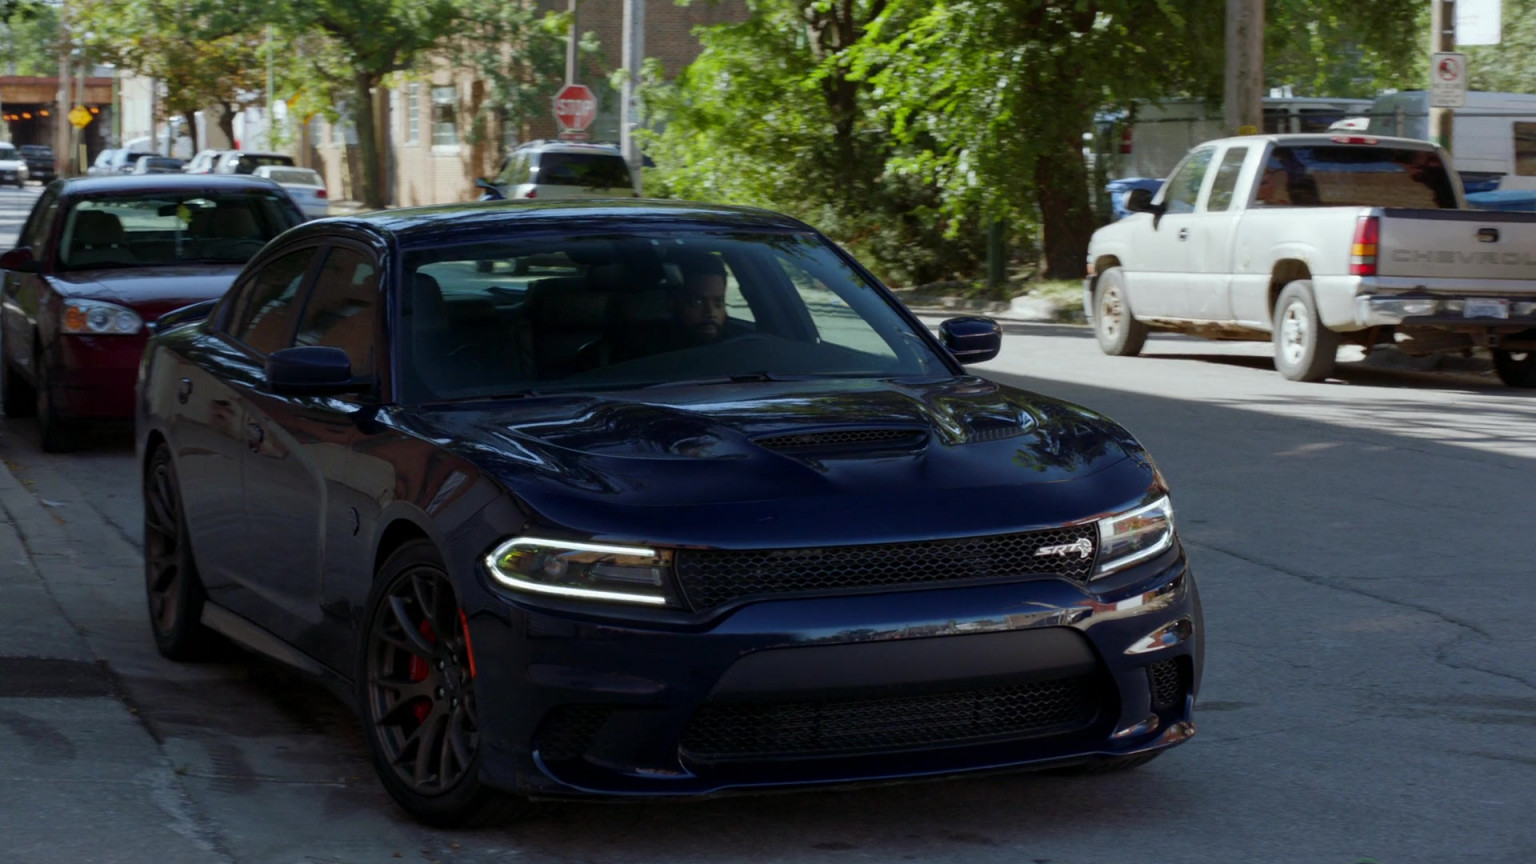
[0, 453, 232, 862]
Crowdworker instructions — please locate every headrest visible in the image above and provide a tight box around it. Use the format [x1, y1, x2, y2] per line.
[528, 277, 610, 330]
[210, 208, 262, 239]
[412, 272, 446, 320]
[74, 210, 124, 245]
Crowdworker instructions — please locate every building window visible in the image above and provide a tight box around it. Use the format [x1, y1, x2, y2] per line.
[406, 83, 420, 145]
[431, 86, 458, 148]
[1516, 122, 1536, 176]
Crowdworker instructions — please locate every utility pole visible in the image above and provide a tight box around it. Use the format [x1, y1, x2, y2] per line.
[620, 0, 643, 194]
[565, 0, 579, 86]
[56, 0, 71, 176]
[1431, 0, 1456, 153]
[1222, 0, 1264, 135]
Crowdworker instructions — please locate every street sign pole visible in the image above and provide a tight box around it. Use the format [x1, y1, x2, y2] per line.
[1431, 0, 1458, 153]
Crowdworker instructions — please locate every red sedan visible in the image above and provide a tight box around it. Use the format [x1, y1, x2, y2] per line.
[1, 174, 305, 450]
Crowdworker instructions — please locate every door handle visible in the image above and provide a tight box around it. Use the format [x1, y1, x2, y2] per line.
[177, 377, 192, 404]
[246, 422, 264, 453]
[1177, 227, 1190, 241]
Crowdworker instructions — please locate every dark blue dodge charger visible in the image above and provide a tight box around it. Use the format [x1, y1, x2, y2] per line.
[136, 200, 1201, 826]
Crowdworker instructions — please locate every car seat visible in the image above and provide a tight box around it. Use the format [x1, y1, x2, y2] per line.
[65, 211, 134, 268]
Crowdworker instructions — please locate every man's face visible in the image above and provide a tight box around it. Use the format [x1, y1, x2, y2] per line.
[677, 274, 728, 343]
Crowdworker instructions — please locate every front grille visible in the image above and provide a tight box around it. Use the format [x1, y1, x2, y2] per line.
[753, 429, 925, 451]
[1148, 658, 1186, 710]
[681, 675, 1103, 760]
[532, 705, 617, 762]
[674, 524, 1098, 612]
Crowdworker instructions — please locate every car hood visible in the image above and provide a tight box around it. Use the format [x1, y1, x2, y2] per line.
[402, 377, 1158, 547]
[48, 266, 244, 321]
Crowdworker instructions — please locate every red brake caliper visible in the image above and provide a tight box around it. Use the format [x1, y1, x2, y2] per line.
[407, 619, 436, 723]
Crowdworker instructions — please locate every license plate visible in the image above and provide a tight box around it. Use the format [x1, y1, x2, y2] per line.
[1465, 299, 1509, 319]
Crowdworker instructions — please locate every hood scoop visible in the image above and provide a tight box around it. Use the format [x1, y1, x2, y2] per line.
[753, 428, 929, 457]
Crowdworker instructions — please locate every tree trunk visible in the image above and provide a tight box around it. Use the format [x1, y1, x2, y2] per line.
[182, 111, 198, 152]
[352, 72, 384, 209]
[217, 105, 236, 150]
[1033, 131, 1095, 281]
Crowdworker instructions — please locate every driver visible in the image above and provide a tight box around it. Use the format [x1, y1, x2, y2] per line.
[668, 254, 729, 346]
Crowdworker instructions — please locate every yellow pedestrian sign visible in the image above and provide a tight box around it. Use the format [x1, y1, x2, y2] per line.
[68, 105, 93, 129]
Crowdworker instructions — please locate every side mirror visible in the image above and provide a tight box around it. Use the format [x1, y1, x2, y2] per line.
[0, 246, 39, 273]
[940, 316, 1002, 364]
[265, 346, 364, 396]
[475, 177, 505, 201]
[1125, 188, 1156, 213]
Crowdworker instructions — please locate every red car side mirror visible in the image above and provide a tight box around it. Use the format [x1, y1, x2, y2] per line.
[0, 246, 38, 273]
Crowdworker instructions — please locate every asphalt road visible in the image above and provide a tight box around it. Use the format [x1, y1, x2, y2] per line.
[1, 186, 1533, 863]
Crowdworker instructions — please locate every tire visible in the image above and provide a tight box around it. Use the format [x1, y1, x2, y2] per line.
[1, 355, 36, 418]
[1051, 750, 1164, 776]
[144, 445, 216, 660]
[359, 541, 535, 828]
[1492, 350, 1536, 388]
[1092, 267, 1148, 357]
[34, 350, 81, 452]
[1271, 280, 1340, 382]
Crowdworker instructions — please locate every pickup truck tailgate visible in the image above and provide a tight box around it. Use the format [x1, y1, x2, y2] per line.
[1376, 209, 1536, 283]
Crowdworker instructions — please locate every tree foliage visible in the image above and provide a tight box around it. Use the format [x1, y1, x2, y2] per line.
[1461, 0, 1536, 93]
[437, 1, 579, 147]
[1, 1, 60, 77]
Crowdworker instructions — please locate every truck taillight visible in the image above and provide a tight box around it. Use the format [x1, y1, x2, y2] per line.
[524, 189, 537, 199]
[1119, 128, 1132, 155]
[1331, 135, 1379, 145]
[1350, 215, 1379, 276]
[315, 189, 328, 199]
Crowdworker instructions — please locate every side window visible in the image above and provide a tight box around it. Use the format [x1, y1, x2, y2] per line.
[1162, 148, 1214, 214]
[20, 191, 58, 250]
[1516, 122, 1536, 176]
[228, 248, 317, 355]
[1206, 147, 1250, 212]
[293, 247, 380, 378]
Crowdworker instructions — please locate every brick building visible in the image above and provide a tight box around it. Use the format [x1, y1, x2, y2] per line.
[307, 0, 749, 207]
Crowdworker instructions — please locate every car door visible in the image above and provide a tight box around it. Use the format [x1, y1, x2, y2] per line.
[1182, 143, 1252, 320]
[2, 189, 60, 380]
[1131, 147, 1215, 318]
[202, 243, 325, 626]
[238, 242, 387, 666]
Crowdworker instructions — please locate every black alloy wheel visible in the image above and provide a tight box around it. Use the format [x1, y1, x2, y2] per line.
[360, 541, 532, 827]
[143, 445, 213, 660]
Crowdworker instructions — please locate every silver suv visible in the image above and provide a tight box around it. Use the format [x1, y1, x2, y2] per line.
[479, 141, 637, 201]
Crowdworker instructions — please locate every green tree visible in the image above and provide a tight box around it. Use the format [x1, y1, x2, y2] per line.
[438, 1, 579, 151]
[1462, 0, 1536, 92]
[1, 1, 61, 77]
[639, 0, 987, 288]
[275, 0, 460, 208]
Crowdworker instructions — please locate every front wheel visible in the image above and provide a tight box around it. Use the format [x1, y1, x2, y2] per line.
[1092, 267, 1148, 357]
[1272, 281, 1340, 382]
[359, 541, 535, 828]
[34, 352, 81, 452]
[1493, 349, 1536, 388]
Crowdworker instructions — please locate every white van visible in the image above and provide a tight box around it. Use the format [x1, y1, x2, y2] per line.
[1365, 90, 1536, 191]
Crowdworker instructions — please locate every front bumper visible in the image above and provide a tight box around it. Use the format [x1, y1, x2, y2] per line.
[45, 333, 148, 420]
[465, 547, 1200, 799]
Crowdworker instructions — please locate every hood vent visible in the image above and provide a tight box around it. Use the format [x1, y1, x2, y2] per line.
[963, 409, 1031, 443]
[754, 428, 928, 454]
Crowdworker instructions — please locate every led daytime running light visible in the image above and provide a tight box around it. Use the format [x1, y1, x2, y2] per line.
[484, 536, 670, 605]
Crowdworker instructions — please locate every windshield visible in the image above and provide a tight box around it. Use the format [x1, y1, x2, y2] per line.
[0, 146, 17, 161]
[399, 230, 948, 402]
[264, 168, 322, 185]
[1258, 145, 1458, 209]
[534, 152, 633, 188]
[57, 192, 300, 271]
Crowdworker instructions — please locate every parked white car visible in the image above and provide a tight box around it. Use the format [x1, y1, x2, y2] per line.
[0, 143, 29, 188]
[253, 165, 329, 219]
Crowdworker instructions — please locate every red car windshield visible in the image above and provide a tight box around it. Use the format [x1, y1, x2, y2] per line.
[57, 192, 298, 271]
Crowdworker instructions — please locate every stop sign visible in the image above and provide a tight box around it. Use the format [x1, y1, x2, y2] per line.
[553, 84, 597, 132]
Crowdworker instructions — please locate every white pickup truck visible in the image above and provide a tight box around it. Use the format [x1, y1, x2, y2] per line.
[1083, 133, 1536, 386]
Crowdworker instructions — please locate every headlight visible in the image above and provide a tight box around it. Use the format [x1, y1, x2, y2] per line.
[1095, 493, 1175, 577]
[61, 299, 143, 335]
[484, 537, 674, 606]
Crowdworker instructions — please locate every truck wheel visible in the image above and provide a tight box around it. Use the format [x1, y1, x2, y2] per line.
[1093, 267, 1148, 357]
[1272, 281, 1339, 382]
[1492, 350, 1536, 388]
